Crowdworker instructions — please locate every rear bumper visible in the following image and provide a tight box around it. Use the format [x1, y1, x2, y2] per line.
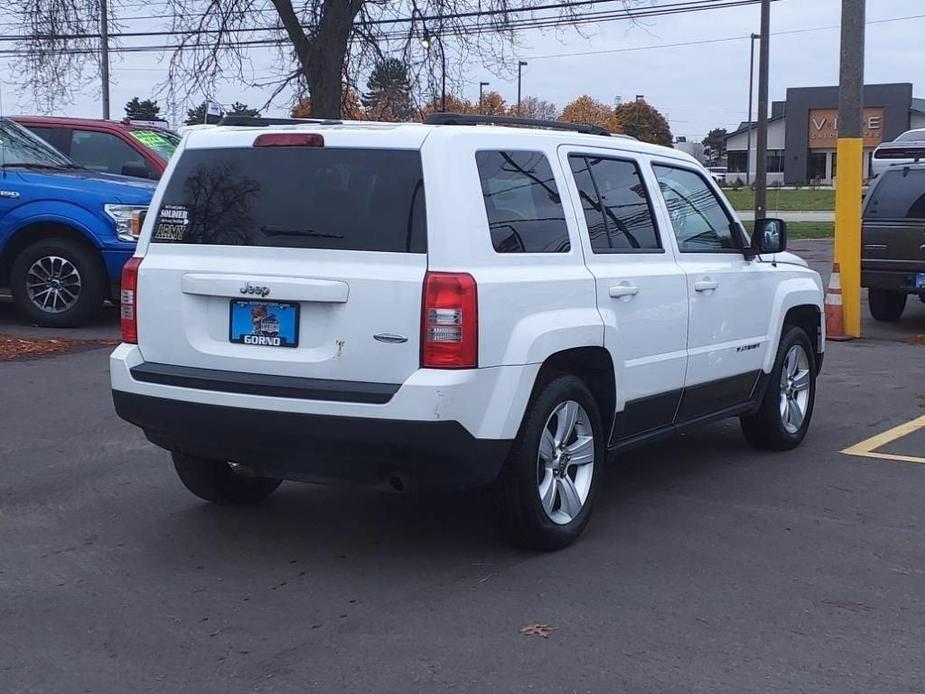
[109, 343, 540, 489]
[113, 391, 510, 489]
[862, 269, 925, 293]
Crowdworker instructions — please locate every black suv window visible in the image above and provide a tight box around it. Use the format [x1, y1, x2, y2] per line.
[152, 147, 426, 252]
[476, 150, 570, 253]
[569, 155, 661, 252]
[866, 169, 925, 219]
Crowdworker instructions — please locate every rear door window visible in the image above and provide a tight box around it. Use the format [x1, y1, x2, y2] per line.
[568, 155, 661, 252]
[152, 147, 426, 252]
[476, 150, 570, 253]
[866, 169, 925, 219]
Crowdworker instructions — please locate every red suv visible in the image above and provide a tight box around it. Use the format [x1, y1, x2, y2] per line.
[12, 116, 179, 180]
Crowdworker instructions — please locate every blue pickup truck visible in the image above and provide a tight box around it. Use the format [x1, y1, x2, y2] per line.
[0, 117, 154, 327]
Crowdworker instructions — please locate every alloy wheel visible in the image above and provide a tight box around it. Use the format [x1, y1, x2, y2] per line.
[25, 255, 82, 314]
[537, 400, 596, 525]
[779, 344, 811, 434]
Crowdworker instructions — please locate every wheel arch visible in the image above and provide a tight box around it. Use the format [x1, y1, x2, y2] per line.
[782, 304, 824, 373]
[0, 220, 103, 285]
[530, 346, 617, 438]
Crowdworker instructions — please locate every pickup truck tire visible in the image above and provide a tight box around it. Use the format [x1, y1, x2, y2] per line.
[172, 452, 282, 505]
[868, 288, 907, 322]
[740, 326, 816, 451]
[495, 374, 604, 551]
[9, 238, 105, 328]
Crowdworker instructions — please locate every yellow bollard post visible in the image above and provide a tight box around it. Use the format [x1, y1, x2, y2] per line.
[834, 137, 863, 338]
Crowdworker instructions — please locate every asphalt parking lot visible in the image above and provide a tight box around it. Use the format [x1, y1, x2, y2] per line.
[2, 241, 925, 693]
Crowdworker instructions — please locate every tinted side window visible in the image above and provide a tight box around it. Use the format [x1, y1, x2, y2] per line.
[653, 165, 737, 252]
[866, 169, 925, 219]
[569, 155, 661, 252]
[476, 151, 570, 253]
[70, 130, 155, 178]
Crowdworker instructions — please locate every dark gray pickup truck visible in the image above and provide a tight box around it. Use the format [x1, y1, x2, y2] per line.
[862, 164, 925, 321]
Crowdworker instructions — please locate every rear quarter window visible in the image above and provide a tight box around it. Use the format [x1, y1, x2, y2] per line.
[151, 146, 426, 252]
[476, 150, 570, 253]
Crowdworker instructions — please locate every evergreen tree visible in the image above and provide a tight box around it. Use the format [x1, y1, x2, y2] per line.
[124, 97, 161, 120]
[362, 58, 413, 122]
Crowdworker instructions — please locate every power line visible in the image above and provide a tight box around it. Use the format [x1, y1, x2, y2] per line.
[0, 0, 772, 45]
[527, 10, 925, 60]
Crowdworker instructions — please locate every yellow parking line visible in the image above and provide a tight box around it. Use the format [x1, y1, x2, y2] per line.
[842, 413, 925, 465]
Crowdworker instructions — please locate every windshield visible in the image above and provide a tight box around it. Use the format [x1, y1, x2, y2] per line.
[130, 129, 180, 162]
[0, 118, 75, 168]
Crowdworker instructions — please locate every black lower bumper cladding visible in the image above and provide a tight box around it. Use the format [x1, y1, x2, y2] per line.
[112, 391, 511, 490]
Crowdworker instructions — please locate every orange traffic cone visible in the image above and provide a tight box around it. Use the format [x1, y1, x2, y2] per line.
[825, 263, 853, 341]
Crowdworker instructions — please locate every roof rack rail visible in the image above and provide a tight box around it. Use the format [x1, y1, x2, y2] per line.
[216, 116, 343, 127]
[424, 112, 611, 137]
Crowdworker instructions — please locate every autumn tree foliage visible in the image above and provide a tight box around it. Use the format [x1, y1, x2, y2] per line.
[611, 99, 673, 146]
[292, 88, 365, 120]
[478, 90, 508, 116]
[559, 96, 619, 133]
[517, 96, 559, 120]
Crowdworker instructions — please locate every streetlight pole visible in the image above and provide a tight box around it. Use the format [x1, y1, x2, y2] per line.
[835, 0, 866, 338]
[754, 0, 771, 221]
[517, 61, 528, 116]
[100, 0, 111, 119]
[745, 33, 759, 186]
[479, 81, 490, 114]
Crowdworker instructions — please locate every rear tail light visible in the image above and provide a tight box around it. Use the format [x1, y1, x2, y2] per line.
[421, 272, 478, 369]
[120, 257, 142, 344]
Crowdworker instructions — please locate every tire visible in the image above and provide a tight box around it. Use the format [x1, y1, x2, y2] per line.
[495, 374, 604, 551]
[9, 238, 106, 328]
[172, 452, 282, 505]
[740, 326, 817, 451]
[868, 288, 907, 322]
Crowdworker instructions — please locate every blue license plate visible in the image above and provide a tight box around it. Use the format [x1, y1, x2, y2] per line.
[916, 273, 925, 290]
[229, 300, 299, 348]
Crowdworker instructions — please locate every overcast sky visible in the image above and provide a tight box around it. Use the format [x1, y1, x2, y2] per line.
[2, 0, 923, 141]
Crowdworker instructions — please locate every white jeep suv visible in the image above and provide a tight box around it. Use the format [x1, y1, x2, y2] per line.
[111, 114, 824, 550]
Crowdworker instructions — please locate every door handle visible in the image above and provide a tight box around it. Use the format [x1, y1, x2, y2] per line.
[694, 279, 719, 292]
[609, 283, 639, 298]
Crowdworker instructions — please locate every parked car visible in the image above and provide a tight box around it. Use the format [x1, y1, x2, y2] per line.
[707, 166, 728, 185]
[861, 162, 925, 320]
[12, 116, 179, 180]
[111, 114, 824, 549]
[871, 128, 925, 178]
[0, 117, 154, 327]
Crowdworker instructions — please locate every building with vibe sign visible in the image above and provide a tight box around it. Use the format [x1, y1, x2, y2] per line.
[724, 83, 925, 185]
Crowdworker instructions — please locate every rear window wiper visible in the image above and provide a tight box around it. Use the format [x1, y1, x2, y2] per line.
[261, 225, 344, 239]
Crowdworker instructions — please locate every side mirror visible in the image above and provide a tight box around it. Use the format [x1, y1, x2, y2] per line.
[752, 217, 787, 255]
[121, 163, 152, 179]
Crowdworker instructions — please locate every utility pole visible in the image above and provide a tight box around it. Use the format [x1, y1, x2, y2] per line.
[100, 0, 111, 120]
[479, 81, 490, 114]
[754, 0, 770, 220]
[835, 0, 866, 338]
[745, 33, 759, 186]
[517, 61, 528, 116]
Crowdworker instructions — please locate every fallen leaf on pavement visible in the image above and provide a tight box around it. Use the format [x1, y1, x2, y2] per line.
[519, 623, 557, 638]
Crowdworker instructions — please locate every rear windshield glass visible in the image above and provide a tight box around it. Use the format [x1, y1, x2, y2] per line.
[151, 147, 426, 252]
[866, 169, 925, 220]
